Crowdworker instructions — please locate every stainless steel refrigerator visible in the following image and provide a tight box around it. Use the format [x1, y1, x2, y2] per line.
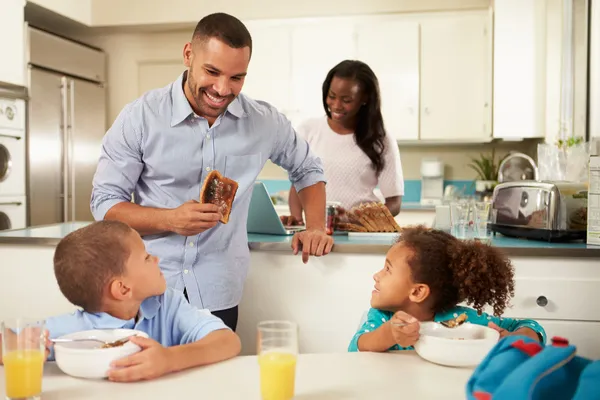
[27, 27, 107, 226]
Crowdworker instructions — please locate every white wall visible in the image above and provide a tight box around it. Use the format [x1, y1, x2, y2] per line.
[590, 0, 600, 140]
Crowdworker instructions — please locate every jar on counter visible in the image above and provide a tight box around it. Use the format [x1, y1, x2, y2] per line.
[326, 201, 342, 235]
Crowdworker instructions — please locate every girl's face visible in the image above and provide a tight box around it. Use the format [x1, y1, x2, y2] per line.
[371, 244, 429, 312]
[325, 76, 365, 124]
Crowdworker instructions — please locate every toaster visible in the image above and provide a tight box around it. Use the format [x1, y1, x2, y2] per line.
[490, 180, 588, 242]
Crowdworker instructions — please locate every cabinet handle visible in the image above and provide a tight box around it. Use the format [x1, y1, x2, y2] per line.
[536, 296, 548, 307]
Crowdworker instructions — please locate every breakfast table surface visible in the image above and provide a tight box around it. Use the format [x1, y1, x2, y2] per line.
[0, 352, 474, 399]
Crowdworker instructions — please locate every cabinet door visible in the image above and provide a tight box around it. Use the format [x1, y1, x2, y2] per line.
[289, 22, 356, 127]
[356, 20, 420, 141]
[243, 24, 292, 114]
[0, 0, 25, 86]
[420, 12, 491, 141]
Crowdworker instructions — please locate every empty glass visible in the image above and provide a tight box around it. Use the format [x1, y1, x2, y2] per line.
[1, 319, 46, 400]
[473, 201, 493, 244]
[257, 321, 298, 400]
[450, 201, 472, 239]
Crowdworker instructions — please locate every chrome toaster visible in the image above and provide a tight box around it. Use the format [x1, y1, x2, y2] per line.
[490, 180, 588, 242]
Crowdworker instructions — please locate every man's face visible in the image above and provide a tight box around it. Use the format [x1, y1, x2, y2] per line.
[183, 37, 250, 121]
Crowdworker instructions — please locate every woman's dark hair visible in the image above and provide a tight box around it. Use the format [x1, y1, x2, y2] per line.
[322, 60, 387, 175]
[396, 226, 515, 316]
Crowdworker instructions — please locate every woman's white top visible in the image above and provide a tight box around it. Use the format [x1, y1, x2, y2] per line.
[296, 116, 404, 210]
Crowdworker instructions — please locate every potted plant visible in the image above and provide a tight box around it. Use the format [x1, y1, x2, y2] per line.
[467, 148, 499, 194]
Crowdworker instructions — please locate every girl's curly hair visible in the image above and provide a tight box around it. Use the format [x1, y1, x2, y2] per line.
[397, 226, 515, 316]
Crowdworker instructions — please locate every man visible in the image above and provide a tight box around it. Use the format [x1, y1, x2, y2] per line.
[91, 13, 333, 331]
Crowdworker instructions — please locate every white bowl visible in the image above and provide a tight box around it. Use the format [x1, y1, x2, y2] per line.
[54, 329, 148, 379]
[413, 322, 499, 367]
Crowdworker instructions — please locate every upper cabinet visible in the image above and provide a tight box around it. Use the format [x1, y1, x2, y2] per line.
[420, 12, 491, 141]
[0, 0, 26, 86]
[493, 0, 547, 140]
[289, 21, 356, 126]
[356, 21, 420, 141]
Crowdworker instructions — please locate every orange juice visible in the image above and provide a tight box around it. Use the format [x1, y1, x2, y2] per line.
[3, 350, 44, 398]
[258, 352, 297, 400]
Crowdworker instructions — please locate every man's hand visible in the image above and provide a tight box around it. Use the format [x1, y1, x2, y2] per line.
[108, 336, 172, 382]
[390, 311, 420, 348]
[291, 229, 334, 263]
[167, 201, 222, 236]
[488, 322, 541, 342]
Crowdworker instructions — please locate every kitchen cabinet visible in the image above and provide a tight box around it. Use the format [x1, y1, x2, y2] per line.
[356, 21, 420, 141]
[243, 24, 292, 114]
[419, 12, 491, 141]
[289, 22, 356, 126]
[493, 0, 546, 139]
[0, 0, 26, 86]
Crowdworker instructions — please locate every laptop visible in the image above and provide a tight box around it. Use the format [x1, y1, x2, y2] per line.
[247, 181, 305, 235]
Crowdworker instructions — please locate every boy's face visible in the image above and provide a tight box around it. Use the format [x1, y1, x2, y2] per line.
[121, 230, 166, 301]
[370, 244, 427, 312]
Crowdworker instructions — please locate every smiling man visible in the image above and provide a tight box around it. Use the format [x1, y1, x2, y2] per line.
[91, 13, 333, 331]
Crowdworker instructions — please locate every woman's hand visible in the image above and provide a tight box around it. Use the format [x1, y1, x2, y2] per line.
[280, 215, 304, 226]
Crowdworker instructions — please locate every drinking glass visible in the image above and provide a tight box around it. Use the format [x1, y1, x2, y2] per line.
[257, 321, 298, 400]
[473, 201, 493, 244]
[450, 201, 472, 239]
[1, 319, 45, 400]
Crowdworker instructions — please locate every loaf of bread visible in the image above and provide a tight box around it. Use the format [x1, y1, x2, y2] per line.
[342, 202, 402, 233]
[199, 170, 239, 224]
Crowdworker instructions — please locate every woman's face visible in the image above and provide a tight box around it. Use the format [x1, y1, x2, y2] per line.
[325, 76, 364, 124]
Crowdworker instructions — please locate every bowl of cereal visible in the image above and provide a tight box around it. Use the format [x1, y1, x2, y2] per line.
[414, 322, 499, 367]
[53, 329, 148, 379]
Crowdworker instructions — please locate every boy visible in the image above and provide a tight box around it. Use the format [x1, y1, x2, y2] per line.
[0, 220, 241, 382]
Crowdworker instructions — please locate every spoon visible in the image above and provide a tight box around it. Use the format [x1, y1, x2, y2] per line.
[51, 334, 136, 348]
[392, 313, 468, 328]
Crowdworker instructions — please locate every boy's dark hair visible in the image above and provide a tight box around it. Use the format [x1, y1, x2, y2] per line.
[192, 13, 252, 56]
[53, 220, 133, 312]
[397, 225, 514, 316]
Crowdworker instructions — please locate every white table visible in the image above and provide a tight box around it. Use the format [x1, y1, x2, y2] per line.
[0, 352, 473, 399]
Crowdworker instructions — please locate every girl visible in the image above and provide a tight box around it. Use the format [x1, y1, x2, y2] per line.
[281, 60, 404, 226]
[349, 226, 545, 352]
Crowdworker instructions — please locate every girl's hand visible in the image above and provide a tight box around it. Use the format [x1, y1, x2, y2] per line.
[488, 322, 541, 342]
[390, 311, 420, 348]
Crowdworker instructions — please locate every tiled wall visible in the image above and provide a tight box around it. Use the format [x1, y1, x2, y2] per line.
[261, 179, 475, 203]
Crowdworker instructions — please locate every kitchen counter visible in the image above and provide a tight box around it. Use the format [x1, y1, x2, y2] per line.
[0, 352, 472, 399]
[1, 222, 599, 257]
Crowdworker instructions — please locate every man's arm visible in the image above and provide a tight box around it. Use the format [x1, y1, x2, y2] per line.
[91, 107, 219, 236]
[297, 182, 326, 231]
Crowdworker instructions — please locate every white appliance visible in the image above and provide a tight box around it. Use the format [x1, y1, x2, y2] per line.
[27, 27, 107, 226]
[420, 158, 444, 206]
[0, 82, 27, 231]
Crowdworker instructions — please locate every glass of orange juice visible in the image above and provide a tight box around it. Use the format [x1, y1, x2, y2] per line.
[257, 321, 298, 400]
[1, 318, 46, 400]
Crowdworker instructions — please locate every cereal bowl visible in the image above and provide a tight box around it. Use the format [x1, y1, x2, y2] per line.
[413, 322, 499, 367]
[54, 329, 148, 379]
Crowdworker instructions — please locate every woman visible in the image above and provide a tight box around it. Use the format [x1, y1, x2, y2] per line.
[281, 60, 404, 226]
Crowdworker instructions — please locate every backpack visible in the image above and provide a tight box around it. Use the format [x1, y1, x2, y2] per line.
[466, 335, 600, 400]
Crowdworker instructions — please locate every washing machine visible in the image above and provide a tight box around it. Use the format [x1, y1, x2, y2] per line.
[0, 196, 26, 230]
[0, 97, 26, 197]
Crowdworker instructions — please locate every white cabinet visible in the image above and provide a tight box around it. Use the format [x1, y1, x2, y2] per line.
[356, 21, 420, 141]
[243, 24, 292, 114]
[0, 0, 26, 86]
[289, 22, 356, 126]
[419, 12, 491, 141]
[493, 0, 547, 139]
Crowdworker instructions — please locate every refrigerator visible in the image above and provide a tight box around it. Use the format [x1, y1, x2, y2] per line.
[27, 27, 107, 226]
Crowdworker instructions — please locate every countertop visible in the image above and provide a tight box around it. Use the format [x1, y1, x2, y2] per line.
[0, 352, 472, 399]
[0, 222, 599, 257]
